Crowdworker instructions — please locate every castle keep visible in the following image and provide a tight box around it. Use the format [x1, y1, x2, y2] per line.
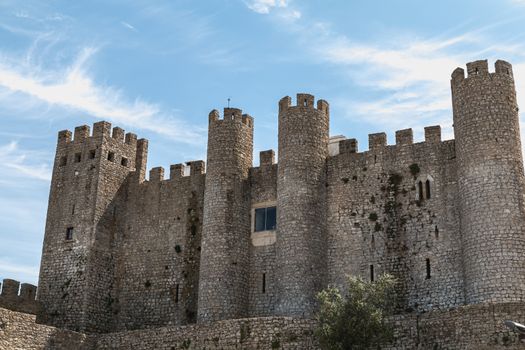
[3, 59, 525, 348]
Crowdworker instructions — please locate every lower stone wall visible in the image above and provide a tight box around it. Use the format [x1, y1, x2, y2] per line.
[2, 303, 525, 349]
[95, 317, 317, 349]
[0, 307, 93, 350]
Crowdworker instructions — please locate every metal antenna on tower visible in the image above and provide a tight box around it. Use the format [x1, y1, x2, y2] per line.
[227, 98, 231, 108]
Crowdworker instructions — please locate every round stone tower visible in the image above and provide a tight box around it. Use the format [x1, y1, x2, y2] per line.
[275, 93, 329, 317]
[452, 59, 525, 304]
[197, 107, 253, 322]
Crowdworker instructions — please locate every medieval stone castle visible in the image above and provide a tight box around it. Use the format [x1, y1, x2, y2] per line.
[2, 59, 525, 349]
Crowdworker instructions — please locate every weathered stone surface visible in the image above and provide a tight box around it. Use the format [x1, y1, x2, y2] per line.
[15, 58, 525, 348]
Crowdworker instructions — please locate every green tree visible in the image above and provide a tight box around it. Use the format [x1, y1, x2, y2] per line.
[315, 274, 397, 350]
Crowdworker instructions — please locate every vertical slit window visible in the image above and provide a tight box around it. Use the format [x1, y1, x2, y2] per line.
[418, 181, 423, 200]
[262, 273, 266, 293]
[175, 283, 179, 303]
[66, 227, 74, 241]
[426, 258, 431, 279]
[370, 265, 374, 282]
[425, 180, 431, 199]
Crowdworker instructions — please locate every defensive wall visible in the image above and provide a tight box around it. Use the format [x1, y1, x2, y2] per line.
[0, 279, 38, 315]
[3, 303, 525, 349]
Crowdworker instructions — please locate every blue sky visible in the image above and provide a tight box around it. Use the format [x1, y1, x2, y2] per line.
[2, 0, 525, 285]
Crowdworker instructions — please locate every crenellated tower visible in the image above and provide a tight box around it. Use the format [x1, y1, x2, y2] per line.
[37, 121, 146, 332]
[275, 93, 329, 317]
[197, 108, 254, 322]
[452, 60, 525, 304]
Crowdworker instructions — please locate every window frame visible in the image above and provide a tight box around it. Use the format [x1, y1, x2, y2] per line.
[253, 206, 276, 232]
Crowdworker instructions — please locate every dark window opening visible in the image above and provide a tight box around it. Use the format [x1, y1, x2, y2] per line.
[374, 155, 377, 163]
[254, 206, 277, 232]
[262, 273, 266, 293]
[66, 227, 74, 240]
[425, 180, 431, 199]
[434, 225, 439, 239]
[175, 284, 179, 303]
[426, 258, 431, 279]
[60, 156, 67, 166]
[370, 265, 374, 282]
[74, 153, 81, 163]
[121, 157, 128, 167]
[418, 181, 423, 200]
[71, 204, 75, 215]
[475, 67, 479, 75]
[304, 99, 307, 106]
[89, 150, 96, 159]
[107, 151, 115, 162]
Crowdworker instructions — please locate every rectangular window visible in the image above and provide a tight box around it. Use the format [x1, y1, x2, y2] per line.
[121, 157, 128, 167]
[66, 227, 74, 240]
[254, 206, 277, 232]
[74, 153, 82, 163]
[89, 150, 96, 159]
[370, 265, 374, 282]
[107, 151, 115, 162]
[426, 258, 431, 279]
[175, 283, 179, 303]
[60, 156, 67, 166]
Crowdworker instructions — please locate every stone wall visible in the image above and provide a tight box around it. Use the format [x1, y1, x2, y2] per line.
[113, 161, 205, 331]
[0, 307, 93, 350]
[3, 303, 525, 349]
[0, 279, 38, 315]
[327, 129, 464, 312]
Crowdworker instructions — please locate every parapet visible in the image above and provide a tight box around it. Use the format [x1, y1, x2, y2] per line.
[335, 126, 445, 155]
[1, 278, 20, 297]
[278, 93, 329, 116]
[57, 121, 141, 146]
[0, 278, 38, 315]
[339, 138, 358, 154]
[208, 108, 253, 127]
[451, 59, 514, 85]
[259, 150, 275, 167]
[425, 126, 441, 144]
[149, 167, 165, 182]
[146, 161, 207, 182]
[369, 133, 387, 151]
[395, 129, 413, 146]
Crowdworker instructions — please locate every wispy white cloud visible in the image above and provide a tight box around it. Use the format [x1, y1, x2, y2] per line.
[250, 4, 525, 144]
[245, 0, 287, 14]
[121, 21, 137, 32]
[0, 46, 205, 144]
[244, 0, 300, 20]
[0, 141, 51, 181]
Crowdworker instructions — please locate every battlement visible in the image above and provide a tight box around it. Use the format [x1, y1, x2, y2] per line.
[451, 59, 513, 85]
[0, 278, 38, 315]
[147, 161, 206, 182]
[278, 93, 329, 116]
[259, 150, 275, 167]
[208, 108, 253, 127]
[335, 126, 444, 155]
[58, 121, 139, 146]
